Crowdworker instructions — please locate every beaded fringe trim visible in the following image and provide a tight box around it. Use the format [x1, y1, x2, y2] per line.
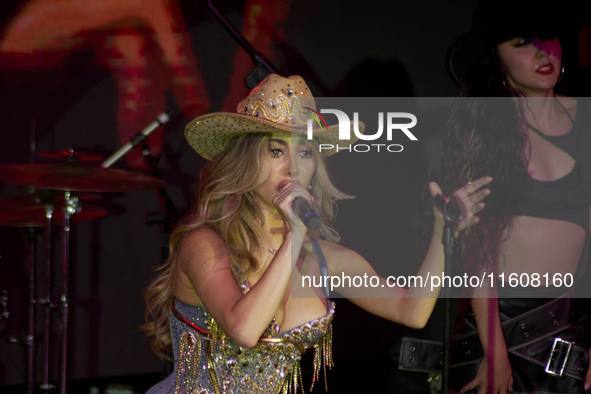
[174, 332, 202, 394]
[281, 322, 333, 394]
[171, 300, 333, 394]
[174, 331, 222, 394]
[311, 323, 333, 392]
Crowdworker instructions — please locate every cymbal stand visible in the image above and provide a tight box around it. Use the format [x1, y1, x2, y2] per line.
[0, 289, 8, 332]
[40, 205, 56, 391]
[59, 192, 80, 394]
[24, 227, 42, 394]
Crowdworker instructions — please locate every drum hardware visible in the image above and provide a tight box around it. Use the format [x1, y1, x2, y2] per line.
[1, 191, 85, 393]
[25, 227, 42, 394]
[0, 192, 106, 227]
[0, 231, 42, 394]
[0, 162, 166, 192]
[39, 382, 56, 391]
[0, 147, 168, 393]
[0, 189, 101, 206]
[0, 289, 9, 333]
[40, 149, 103, 162]
[58, 192, 79, 394]
[41, 204, 53, 392]
[36, 297, 57, 309]
[4, 334, 33, 345]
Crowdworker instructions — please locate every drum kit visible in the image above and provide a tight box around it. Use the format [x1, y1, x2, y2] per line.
[0, 148, 167, 394]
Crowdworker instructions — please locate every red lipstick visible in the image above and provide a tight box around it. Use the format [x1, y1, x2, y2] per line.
[536, 63, 554, 75]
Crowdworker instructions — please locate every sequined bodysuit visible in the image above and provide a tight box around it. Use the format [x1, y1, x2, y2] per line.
[146, 239, 334, 394]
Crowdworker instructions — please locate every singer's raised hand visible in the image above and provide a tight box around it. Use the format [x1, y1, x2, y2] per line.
[273, 180, 314, 232]
[430, 176, 492, 232]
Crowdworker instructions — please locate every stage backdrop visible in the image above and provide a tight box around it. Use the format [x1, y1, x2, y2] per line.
[0, 0, 587, 387]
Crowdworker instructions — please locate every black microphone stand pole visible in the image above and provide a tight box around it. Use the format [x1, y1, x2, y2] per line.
[433, 195, 462, 394]
[101, 119, 180, 377]
[200, 0, 277, 86]
[101, 110, 179, 169]
[142, 143, 179, 262]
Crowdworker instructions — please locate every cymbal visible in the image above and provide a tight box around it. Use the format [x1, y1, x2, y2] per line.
[0, 191, 101, 207]
[0, 202, 107, 227]
[39, 150, 103, 162]
[0, 163, 166, 192]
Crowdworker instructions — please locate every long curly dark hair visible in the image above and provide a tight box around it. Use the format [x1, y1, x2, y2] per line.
[426, 44, 536, 275]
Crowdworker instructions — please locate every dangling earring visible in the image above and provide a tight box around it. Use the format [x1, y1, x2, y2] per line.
[558, 63, 565, 81]
[307, 185, 312, 191]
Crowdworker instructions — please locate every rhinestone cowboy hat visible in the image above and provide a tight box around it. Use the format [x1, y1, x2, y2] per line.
[185, 74, 364, 159]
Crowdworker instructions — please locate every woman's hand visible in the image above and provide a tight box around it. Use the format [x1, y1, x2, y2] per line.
[430, 176, 492, 231]
[461, 352, 513, 394]
[273, 180, 314, 234]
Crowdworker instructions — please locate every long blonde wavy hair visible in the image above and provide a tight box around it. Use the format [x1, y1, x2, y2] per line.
[142, 133, 352, 359]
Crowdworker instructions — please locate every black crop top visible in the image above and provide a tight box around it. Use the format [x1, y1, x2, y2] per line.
[515, 98, 591, 279]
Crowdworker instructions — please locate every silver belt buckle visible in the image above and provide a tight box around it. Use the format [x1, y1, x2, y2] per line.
[545, 337, 573, 377]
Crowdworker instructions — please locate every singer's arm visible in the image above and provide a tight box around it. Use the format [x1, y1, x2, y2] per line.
[321, 177, 491, 328]
[320, 224, 443, 328]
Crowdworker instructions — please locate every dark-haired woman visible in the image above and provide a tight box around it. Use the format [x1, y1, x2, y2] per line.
[434, 0, 591, 393]
[142, 74, 490, 393]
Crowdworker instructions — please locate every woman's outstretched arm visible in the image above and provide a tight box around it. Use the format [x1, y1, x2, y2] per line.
[324, 176, 492, 329]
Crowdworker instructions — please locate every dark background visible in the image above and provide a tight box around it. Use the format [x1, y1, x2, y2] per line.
[0, 0, 588, 392]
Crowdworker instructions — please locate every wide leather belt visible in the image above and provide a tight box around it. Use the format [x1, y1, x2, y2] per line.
[398, 296, 589, 381]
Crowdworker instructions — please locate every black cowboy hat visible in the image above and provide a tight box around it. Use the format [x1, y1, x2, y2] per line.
[445, 0, 587, 86]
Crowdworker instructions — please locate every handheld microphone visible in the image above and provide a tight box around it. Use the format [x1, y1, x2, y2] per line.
[292, 198, 322, 230]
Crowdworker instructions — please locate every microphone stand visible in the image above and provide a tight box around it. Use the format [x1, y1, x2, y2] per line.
[102, 118, 180, 377]
[101, 110, 180, 169]
[433, 194, 462, 394]
[101, 112, 180, 255]
[142, 142, 179, 262]
[140, 141, 178, 378]
[200, 0, 277, 87]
